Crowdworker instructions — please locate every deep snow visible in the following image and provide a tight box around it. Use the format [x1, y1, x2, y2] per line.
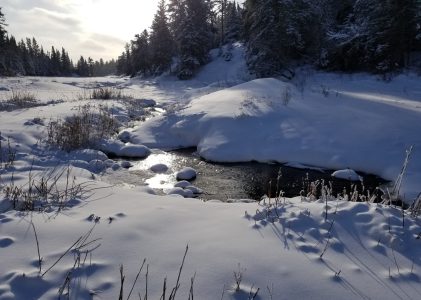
[0, 44, 421, 299]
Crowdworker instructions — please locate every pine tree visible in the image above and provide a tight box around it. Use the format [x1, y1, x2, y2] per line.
[215, 0, 229, 44]
[60, 48, 72, 75]
[167, 0, 186, 54]
[149, 0, 173, 74]
[0, 7, 7, 46]
[76, 56, 89, 76]
[244, 0, 287, 77]
[328, 0, 418, 72]
[224, 1, 242, 43]
[131, 29, 151, 75]
[177, 0, 212, 79]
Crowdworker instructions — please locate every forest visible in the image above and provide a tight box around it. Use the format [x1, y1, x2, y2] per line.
[0, 7, 116, 77]
[1, 0, 421, 78]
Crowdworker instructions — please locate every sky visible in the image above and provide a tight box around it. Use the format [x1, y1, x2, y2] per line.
[1, 0, 160, 61]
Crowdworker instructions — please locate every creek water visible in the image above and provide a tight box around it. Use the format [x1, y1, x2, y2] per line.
[127, 148, 388, 201]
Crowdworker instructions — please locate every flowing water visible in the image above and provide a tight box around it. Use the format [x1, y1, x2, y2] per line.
[125, 148, 388, 201]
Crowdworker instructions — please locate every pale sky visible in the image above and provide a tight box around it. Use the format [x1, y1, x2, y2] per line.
[1, 0, 160, 61]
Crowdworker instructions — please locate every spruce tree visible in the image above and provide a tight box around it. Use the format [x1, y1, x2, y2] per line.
[0, 7, 7, 46]
[167, 0, 186, 55]
[177, 0, 212, 79]
[131, 29, 151, 75]
[149, 0, 173, 74]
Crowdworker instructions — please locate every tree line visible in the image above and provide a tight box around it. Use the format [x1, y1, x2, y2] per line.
[0, 7, 116, 77]
[2, 1, 421, 79]
[244, 0, 421, 77]
[118, 0, 421, 79]
[116, 0, 242, 78]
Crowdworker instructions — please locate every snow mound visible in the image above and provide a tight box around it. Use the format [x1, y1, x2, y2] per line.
[166, 187, 194, 198]
[131, 76, 421, 199]
[67, 149, 108, 162]
[150, 163, 169, 173]
[331, 169, 362, 181]
[176, 167, 197, 181]
[174, 180, 192, 188]
[98, 139, 151, 158]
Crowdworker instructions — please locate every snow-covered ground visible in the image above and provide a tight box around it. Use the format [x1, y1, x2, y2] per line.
[1, 45, 421, 299]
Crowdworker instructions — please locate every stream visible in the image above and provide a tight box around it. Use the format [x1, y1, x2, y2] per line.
[118, 148, 388, 201]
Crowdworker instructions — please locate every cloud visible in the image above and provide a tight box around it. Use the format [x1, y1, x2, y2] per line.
[1, 0, 126, 61]
[76, 34, 126, 60]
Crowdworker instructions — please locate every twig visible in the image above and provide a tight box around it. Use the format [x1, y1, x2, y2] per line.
[127, 258, 147, 300]
[42, 236, 82, 277]
[119, 265, 125, 300]
[169, 245, 189, 300]
[30, 221, 42, 274]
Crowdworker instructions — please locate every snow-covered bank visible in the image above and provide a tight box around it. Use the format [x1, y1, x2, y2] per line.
[130, 75, 421, 200]
[0, 179, 420, 299]
[1, 52, 421, 299]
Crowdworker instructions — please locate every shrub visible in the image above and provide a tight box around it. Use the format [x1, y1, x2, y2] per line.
[47, 104, 119, 151]
[90, 88, 131, 100]
[0, 90, 38, 111]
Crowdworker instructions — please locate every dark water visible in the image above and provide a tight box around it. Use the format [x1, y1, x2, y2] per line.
[129, 148, 389, 201]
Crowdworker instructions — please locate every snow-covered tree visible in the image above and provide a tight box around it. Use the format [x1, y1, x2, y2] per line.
[131, 29, 151, 75]
[328, 0, 418, 72]
[149, 0, 173, 74]
[177, 0, 212, 79]
[0, 7, 7, 46]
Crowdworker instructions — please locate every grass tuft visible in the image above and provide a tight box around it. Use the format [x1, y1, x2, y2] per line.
[47, 104, 119, 151]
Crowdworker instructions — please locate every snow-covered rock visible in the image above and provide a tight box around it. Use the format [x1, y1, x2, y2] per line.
[332, 169, 362, 181]
[121, 161, 133, 168]
[89, 159, 106, 172]
[119, 143, 150, 158]
[176, 167, 197, 181]
[98, 139, 151, 158]
[68, 149, 108, 162]
[150, 163, 168, 173]
[174, 180, 192, 188]
[118, 131, 132, 143]
[166, 187, 194, 198]
[185, 185, 203, 194]
[136, 98, 156, 107]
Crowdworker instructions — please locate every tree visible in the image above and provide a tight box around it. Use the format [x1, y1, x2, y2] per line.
[224, 1, 242, 43]
[0, 7, 7, 46]
[177, 0, 212, 79]
[244, 0, 289, 77]
[60, 47, 72, 75]
[327, 0, 418, 72]
[131, 29, 151, 75]
[76, 56, 89, 76]
[149, 0, 173, 74]
[167, 0, 186, 54]
[215, 0, 228, 44]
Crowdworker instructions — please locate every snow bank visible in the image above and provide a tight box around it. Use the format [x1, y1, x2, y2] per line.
[98, 139, 151, 158]
[131, 76, 421, 199]
[331, 169, 362, 181]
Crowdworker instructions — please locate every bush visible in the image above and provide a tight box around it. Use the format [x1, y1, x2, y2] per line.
[0, 90, 38, 111]
[47, 104, 119, 151]
[90, 88, 130, 100]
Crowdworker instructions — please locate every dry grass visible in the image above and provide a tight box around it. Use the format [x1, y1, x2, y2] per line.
[0, 90, 38, 111]
[47, 104, 119, 151]
[2, 165, 94, 212]
[90, 87, 131, 100]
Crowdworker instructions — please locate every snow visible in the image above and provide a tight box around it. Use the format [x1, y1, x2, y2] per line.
[98, 140, 151, 158]
[332, 169, 362, 181]
[130, 74, 421, 200]
[1, 47, 421, 299]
